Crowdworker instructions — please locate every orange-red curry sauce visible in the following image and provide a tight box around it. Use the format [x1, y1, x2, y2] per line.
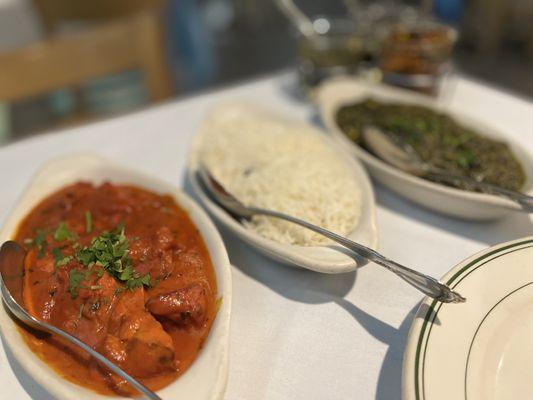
[14, 182, 217, 396]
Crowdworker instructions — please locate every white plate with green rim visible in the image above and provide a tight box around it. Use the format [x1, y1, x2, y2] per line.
[403, 236, 533, 400]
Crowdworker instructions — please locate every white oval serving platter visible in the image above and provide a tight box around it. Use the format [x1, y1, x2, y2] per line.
[403, 236, 533, 400]
[187, 102, 378, 273]
[317, 77, 533, 220]
[0, 154, 232, 400]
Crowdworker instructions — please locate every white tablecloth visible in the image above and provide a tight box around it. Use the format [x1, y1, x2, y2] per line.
[0, 73, 532, 400]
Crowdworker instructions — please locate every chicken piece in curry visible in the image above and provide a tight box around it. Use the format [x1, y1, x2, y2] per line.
[14, 182, 218, 396]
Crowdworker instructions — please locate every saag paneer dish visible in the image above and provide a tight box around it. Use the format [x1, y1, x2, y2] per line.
[14, 182, 218, 396]
[336, 98, 526, 191]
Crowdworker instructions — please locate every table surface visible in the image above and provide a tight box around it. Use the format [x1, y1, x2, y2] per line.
[0, 73, 532, 400]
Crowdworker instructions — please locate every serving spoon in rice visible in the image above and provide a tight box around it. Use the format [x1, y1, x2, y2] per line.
[198, 166, 465, 303]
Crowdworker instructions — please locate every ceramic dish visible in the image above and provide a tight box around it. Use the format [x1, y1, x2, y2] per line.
[317, 77, 533, 220]
[187, 103, 378, 273]
[403, 236, 533, 399]
[0, 154, 232, 400]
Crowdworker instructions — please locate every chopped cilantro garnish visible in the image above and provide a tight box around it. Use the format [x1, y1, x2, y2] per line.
[119, 264, 134, 281]
[455, 149, 477, 169]
[57, 256, 73, 267]
[125, 273, 151, 290]
[53, 223, 76, 242]
[77, 248, 95, 266]
[68, 269, 88, 299]
[75, 224, 151, 293]
[46, 222, 151, 299]
[34, 229, 48, 258]
[52, 247, 73, 268]
[142, 273, 151, 286]
[85, 211, 93, 233]
[52, 247, 63, 263]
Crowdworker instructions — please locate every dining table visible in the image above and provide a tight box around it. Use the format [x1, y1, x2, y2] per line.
[0, 71, 532, 400]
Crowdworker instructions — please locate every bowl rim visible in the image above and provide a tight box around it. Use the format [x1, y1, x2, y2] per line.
[187, 101, 379, 273]
[0, 154, 232, 400]
[317, 77, 533, 212]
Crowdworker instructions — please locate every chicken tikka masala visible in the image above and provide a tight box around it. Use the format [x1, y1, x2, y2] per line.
[14, 182, 218, 396]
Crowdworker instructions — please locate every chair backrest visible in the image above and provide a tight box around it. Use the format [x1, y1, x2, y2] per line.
[0, 12, 172, 103]
[32, 0, 165, 32]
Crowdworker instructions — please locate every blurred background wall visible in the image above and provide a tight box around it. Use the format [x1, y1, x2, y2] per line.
[0, 0, 531, 144]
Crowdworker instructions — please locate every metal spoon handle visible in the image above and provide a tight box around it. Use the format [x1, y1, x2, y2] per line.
[249, 207, 464, 303]
[275, 0, 315, 37]
[426, 170, 533, 212]
[47, 324, 162, 400]
[0, 285, 162, 400]
[361, 126, 532, 214]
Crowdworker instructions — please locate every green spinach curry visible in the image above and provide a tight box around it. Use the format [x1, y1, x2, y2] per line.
[336, 98, 526, 191]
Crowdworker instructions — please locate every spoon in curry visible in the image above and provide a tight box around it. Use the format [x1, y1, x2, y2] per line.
[198, 166, 465, 303]
[362, 126, 533, 212]
[0, 241, 163, 400]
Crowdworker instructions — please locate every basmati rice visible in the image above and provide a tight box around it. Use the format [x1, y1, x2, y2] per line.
[199, 104, 362, 246]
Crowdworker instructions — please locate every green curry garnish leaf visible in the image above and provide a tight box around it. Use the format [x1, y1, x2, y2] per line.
[74, 224, 150, 293]
[54, 223, 76, 242]
[125, 272, 151, 290]
[68, 269, 87, 299]
[455, 149, 477, 169]
[43, 222, 151, 299]
[33, 229, 48, 258]
[52, 247, 73, 268]
[52, 247, 63, 264]
[85, 211, 93, 233]
[77, 248, 95, 266]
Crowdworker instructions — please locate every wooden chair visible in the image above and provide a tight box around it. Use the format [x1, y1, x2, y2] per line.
[0, 11, 172, 103]
[31, 0, 166, 32]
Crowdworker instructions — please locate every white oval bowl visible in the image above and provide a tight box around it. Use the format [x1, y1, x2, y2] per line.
[317, 77, 533, 220]
[187, 102, 378, 273]
[0, 154, 232, 400]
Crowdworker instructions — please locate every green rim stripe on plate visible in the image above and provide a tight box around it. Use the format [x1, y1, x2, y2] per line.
[420, 241, 533, 400]
[421, 244, 533, 400]
[413, 238, 533, 400]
